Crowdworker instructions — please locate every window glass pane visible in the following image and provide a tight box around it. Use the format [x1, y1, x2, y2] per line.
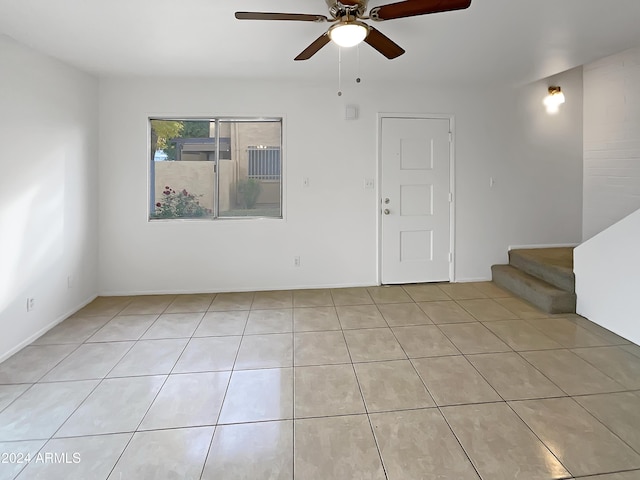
[218, 120, 282, 218]
[150, 119, 215, 220]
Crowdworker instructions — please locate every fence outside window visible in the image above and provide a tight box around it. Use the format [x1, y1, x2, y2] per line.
[248, 147, 281, 181]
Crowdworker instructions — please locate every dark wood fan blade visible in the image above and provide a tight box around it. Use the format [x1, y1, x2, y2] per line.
[364, 27, 405, 59]
[235, 12, 329, 22]
[370, 0, 471, 21]
[294, 33, 331, 61]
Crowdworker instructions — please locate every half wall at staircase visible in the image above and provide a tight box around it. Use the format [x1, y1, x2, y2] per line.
[574, 208, 640, 345]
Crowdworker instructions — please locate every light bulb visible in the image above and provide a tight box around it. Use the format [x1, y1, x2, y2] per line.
[543, 87, 565, 114]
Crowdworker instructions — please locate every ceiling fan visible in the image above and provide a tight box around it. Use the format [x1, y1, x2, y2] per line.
[235, 0, 472, 61]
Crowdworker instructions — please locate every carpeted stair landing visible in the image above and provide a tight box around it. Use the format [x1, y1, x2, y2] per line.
[491, 247, 576, 314]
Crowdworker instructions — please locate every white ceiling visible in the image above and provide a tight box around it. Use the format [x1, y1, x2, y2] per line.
[1, 0, 640, 86]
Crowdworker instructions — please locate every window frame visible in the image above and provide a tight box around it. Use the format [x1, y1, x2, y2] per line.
[148, 116, 284, 222]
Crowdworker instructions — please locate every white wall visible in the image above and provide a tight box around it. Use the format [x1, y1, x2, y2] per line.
[98, 74, 584, 294]
[583, 45, 640, 240]
[0, 36, 99, 360]
[575, 208, 640, 344]
[505, 68, 584, 247]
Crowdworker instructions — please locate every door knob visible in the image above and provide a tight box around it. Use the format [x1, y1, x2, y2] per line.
[384, 198, 390, 204]
[384, 209, 390, 215]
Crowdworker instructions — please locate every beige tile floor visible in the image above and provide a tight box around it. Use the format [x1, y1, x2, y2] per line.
[1, 283, 640, 479]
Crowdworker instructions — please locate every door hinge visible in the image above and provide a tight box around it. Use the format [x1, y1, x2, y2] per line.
[448, 192, 453, 203]
[448, 132, 452, 142]
[449, 252, 453, 263]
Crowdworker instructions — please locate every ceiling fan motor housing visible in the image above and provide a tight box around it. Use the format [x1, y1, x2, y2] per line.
[326, 0, 368, 19]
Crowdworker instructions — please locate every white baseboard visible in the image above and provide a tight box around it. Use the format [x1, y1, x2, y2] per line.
[98, 282, 378, 297]
[0, 294, 98, 363]
[508, 243, 579, 251]
[99, 278, 512, 296]
[453, 277, 492, 283]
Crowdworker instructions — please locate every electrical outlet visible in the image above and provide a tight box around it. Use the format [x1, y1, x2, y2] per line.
[303, 177, 310, 188]
[364, 178, 375, 189]
[26, 298, 35, 312]
[294, 256, 301, 267]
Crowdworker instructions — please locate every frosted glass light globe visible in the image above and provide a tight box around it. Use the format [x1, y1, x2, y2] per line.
[329, 22, 369, 48]
[543, 88, 566, 114]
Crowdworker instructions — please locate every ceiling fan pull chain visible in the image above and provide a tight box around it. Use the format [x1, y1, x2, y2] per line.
[356, 44, 362, 84]
[337, 46, 343, 96]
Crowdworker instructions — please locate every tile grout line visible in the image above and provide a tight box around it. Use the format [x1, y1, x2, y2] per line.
[469, 323, 609, 479]
[291, 306, 296, 480]
[102, 298, 189, 480]
[455, 351, 576, 476]
[0, 383, 38, 420]
[409, 287, 581, 478]
[7, 437, 50, 479]
[196, 302, 253, 479]
[386, 293, 484, 480]
[0, 302, 137, 454]
[515, 348, 631, 396]
[503, 398, 581, 479]
[573, 468, 640, 479]
[29, 300, 143, 468]
[417, 292, 573, 480]
[338, 315, 390, 480]
[570, 345, 640, 389]
[168, 310, 217, 375]
[570, 394, 640, 458]
[81, 295, 230, 479]
[437, 302, 577, 477]
[378, 293, 488, 478]
[510, 393, 640, 470]
[431, 406, 487, 480]
[523, 317, 618, 349]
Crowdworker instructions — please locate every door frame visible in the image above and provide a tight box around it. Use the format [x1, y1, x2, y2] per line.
[376, 113, 456, 285]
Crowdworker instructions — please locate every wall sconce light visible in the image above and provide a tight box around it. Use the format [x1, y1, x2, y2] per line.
[543, 86, 565, 114]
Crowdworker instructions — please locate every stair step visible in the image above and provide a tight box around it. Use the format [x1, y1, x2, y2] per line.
[509, 248, 575, 293]
[492, 264, 576, 314]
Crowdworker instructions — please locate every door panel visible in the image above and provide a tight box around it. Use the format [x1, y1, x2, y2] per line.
[381, 117, 451, 284]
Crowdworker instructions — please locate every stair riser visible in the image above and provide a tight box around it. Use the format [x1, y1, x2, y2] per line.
[492, 266, 576, 314]
[509, 252, 575, 293]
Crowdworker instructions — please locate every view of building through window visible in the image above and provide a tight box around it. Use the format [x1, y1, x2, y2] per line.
[149, 118, 282, 220]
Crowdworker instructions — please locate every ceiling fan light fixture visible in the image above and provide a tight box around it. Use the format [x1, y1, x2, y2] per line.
[328, 21, 369, 48]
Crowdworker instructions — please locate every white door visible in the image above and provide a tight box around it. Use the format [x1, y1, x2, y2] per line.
[380, 117, 452, 284]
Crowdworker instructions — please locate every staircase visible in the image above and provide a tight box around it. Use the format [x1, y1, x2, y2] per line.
[491, 247, 576, 314]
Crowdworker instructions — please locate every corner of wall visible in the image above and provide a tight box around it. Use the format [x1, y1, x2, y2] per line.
[0, 37, 101, 360]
